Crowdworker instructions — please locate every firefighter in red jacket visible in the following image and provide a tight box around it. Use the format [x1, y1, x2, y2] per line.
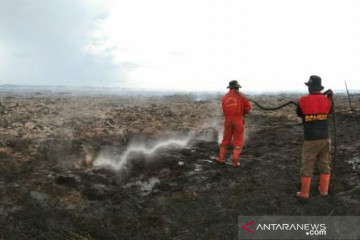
[218, 80, 252, 167]
[296, 75, 333, 199]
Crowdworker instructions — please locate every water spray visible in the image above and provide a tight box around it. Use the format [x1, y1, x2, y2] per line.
[93, 137, 191, 171]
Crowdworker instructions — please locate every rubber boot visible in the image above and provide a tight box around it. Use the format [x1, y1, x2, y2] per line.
[318, 173, 330, 196]
[296, 177, 311, 199]
[218, 146, 226, 164]
[232, 148, 241, 167]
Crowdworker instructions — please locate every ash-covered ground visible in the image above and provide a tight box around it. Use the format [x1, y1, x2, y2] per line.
[0, 88, 359, 239]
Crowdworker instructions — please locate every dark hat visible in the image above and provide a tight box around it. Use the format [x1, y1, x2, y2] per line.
[227, 80, 242, 89]
[305, 75, 324, 91]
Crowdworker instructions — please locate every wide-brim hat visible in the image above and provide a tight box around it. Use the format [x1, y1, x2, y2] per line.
[227, 80, 242, 89]
[305, 75, 324, 91]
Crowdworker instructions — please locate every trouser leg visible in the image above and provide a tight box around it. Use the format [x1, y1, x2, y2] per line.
[219, 119, 233, 164]
[300, 140, 319, 177]
[218, 145, 227, 163]
[232, 146, 242, 167]
[232, 118, 244, 167]
[220, 119, 233, 146]
[232, 118, 244, 147]
[297, 140, 320, 199]
[318, 138, 331, 196]
[318, 139, 331, 174]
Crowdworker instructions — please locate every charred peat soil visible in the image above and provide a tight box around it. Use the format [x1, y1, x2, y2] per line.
[0, 92, 359, 239]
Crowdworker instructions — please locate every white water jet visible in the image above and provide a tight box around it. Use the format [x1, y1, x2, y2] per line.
[217, 130, 223, 144]
[93, 137, 191, 171]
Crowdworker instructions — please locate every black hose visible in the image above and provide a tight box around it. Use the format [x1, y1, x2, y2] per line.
[329, 96, 337, 176]
[248, 99, 298, 111]
[249, 90, 331, 111]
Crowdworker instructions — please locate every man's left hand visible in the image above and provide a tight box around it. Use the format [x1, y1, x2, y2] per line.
[326, 89, 334, 98]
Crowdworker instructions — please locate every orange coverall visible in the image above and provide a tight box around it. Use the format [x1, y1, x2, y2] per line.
[219, 89, 252, 165]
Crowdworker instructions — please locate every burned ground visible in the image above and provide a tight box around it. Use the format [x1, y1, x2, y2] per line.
[0, 91, 359, 239]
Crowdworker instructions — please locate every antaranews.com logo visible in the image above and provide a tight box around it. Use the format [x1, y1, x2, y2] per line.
[238, 216, 360, 240]
[241, 221, 326, 236]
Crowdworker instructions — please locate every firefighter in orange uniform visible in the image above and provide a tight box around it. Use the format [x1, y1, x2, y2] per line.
[296, 75, 333, 198]
[218, 80, 252, 167]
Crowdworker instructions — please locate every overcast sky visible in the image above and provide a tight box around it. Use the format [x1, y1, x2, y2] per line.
[1, 0, 360, 92]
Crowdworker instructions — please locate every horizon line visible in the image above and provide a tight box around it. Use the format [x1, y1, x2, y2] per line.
[0, 84, 359, 94]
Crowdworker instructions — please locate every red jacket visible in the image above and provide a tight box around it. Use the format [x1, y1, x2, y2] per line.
[222, 89, 252, 117]
[297, 93, 331, 140]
